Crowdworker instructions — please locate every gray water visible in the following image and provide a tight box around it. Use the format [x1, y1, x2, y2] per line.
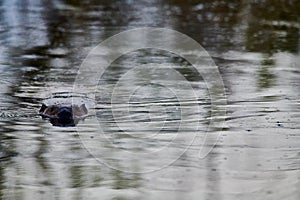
[0, 0, 299, 199]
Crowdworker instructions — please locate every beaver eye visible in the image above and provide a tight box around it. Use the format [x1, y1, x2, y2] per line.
[47, 106, 57, 114]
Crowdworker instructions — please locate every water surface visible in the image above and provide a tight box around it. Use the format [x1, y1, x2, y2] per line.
[0, 0, 299, 199]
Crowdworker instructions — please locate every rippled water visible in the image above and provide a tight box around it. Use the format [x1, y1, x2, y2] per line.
[0, 0, 299, 199]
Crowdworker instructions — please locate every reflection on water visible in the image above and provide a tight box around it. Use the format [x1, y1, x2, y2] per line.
[0, 0, 299, 199]
[257, 55, 276, 89]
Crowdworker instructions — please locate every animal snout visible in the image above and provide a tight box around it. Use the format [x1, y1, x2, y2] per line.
[57, 108, 73, 119]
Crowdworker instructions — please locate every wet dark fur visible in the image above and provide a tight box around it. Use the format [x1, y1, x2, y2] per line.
[39, 104, 88, 127]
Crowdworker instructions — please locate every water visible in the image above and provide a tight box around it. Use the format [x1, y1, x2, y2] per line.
[0, 0, 299, 199]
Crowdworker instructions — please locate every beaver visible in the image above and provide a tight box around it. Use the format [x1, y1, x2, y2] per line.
[39, 103, 88, 127]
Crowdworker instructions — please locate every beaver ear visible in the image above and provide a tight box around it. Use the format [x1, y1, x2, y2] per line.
[80, 104, 88, 114]
[39, 104, 48, 113]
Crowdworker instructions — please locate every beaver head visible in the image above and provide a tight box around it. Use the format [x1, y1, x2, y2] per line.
[39, 104, 88, 127]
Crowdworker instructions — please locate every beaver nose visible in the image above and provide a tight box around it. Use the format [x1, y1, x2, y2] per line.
[57, 108, 72, 119]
